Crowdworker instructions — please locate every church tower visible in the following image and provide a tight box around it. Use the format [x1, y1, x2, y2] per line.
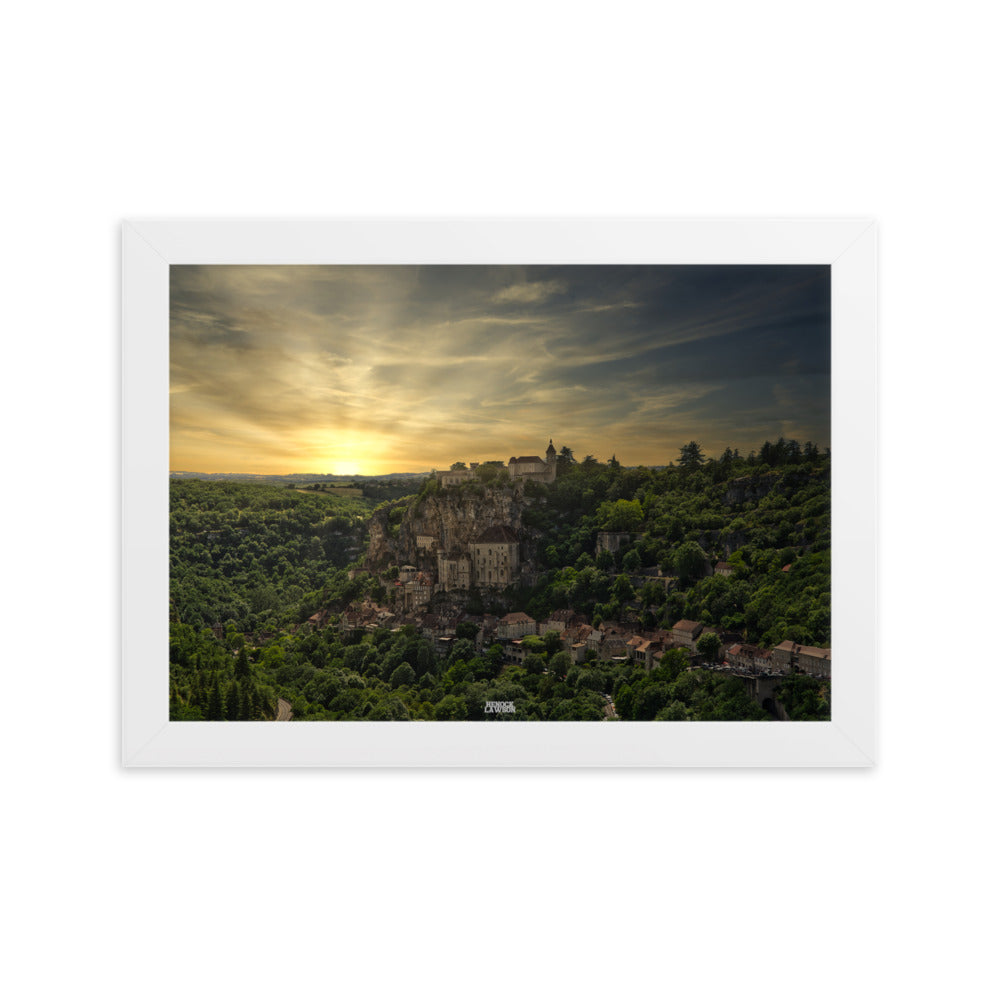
[546, 439, 557, 465]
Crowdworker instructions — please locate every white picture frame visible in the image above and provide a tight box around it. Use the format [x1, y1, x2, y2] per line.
[123, 217, 877, 766]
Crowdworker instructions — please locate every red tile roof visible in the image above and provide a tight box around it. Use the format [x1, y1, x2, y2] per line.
[501, 612, 535, 623]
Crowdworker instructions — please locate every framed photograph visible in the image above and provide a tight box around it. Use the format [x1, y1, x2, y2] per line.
[123, 218, 876, 766]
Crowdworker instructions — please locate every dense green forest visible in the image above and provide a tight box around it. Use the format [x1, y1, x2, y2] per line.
[516, 441, 831, 650]
[170, 619, 828, 721]
[169, 480, 375, 631]
[169, 439, 830, 722]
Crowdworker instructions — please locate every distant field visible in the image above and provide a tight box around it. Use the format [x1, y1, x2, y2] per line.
[296, 486, 364, 497]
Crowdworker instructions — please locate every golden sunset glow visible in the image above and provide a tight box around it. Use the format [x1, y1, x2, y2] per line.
[170, 265, 831, 475]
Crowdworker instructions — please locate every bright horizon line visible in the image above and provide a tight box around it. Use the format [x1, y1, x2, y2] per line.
[170, 468, 433, 476]
[170, 439, 829, 478]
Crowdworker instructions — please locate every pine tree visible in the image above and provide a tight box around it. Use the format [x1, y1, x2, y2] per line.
[207, 677, 223, 721]
[238, 682, 251, 721]
[225, 681, 240, 720]
[678, 441, 704, 469]
[235, 646, 251, 681]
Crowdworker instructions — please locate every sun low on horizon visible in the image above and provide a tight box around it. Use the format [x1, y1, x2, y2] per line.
[170, 265, 831, 476]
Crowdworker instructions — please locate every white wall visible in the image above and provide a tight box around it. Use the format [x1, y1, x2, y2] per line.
[4, 3, 995, 998]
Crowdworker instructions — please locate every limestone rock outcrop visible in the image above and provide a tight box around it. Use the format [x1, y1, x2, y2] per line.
[366, 485, 527, 580]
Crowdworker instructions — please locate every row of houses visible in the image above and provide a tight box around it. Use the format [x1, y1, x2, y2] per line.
[324, 599, 831, 681]
[500, 612, 833, 681]
[495, 612, 735, 671]
[724, 639, 831, 679]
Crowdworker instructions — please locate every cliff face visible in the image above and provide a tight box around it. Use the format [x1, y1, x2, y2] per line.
[723, 473, 782, 506]
[366, 486, 527, 572]
[723, 469, 827, 507]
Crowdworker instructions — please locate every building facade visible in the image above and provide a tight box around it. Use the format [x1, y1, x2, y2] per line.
[470, 524, 520, 588]
[507, 440, 557, 484]
[497, 612, 537, 640]
[436, 551, 472, 592]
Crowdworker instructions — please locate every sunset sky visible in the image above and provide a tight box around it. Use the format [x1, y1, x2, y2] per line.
[170, 265, 830, 475]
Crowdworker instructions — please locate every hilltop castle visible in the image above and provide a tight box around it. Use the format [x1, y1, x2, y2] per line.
[436, 440, 558, 487]
[508, 439, 558, 484]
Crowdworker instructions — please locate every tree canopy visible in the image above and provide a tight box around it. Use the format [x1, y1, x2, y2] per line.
[678, 441, 705, 469]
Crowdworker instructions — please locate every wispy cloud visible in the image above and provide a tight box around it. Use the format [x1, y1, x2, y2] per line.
[491, 279, 567, 305]
[170, 265, 830, 474]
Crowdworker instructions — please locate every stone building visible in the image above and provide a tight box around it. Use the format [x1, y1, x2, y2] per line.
[508, 440, 557, 484]
[415, 532, 438, 551]
[497, 612, 537, 640]
[437, 442, 557, 487]
[725, 643, 773, 675]
[397, 570, 433, 611]
[797, 644, 832, 679]
[539, 608, 578, 634]
[769, 640, 831, 678]
[771, 640, 798, 674]
[436, 551, 472, 592]
[629, 638, 663, 671]
[471, 524, 520, 587]
[671, 619, 705, 650]
[437, 466, 475, 486]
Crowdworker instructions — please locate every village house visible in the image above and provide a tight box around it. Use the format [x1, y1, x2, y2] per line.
[562, 623, 593, 659]
[671, 619, 705, 650]
[539, 608, 579, 635]
[585, 626, 604, 655]
[714, 560, 733, 577]
[305, 608, 333, 630]
[585, 622, 628, 659]
[767, 639, 835, 678]
[435, 463, 478, 487]
[565, 623, 593, 645]
[396, 569, 434, 611]
[508, 638, 539, 665]
[771, 640, 798, 674]
[625, 634, 662, 670]
[725, 643, 773, 675]
[475, 614, 499, 651]
[496, 611, 537, 640]
[797, 644, 832, 679]
[373, 607, 396, 628]
[339, 609, 364, 633]
[626, 634, 645, 659]
[601, 633, 628, 659]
